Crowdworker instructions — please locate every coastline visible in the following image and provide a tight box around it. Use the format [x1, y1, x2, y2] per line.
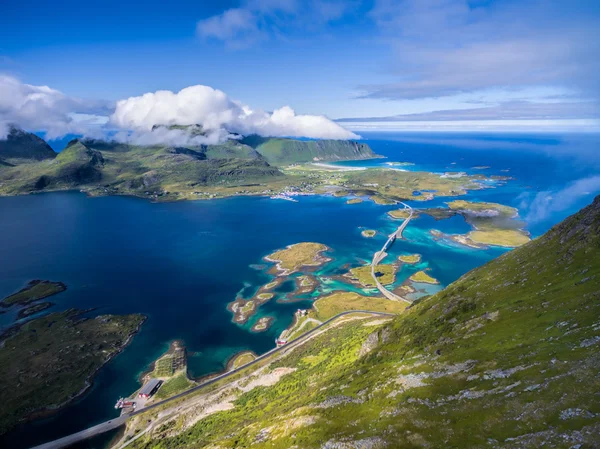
[12, 314, 147, 429]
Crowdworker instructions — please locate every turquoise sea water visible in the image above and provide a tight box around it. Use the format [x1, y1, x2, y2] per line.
[1, 132, 599, 448]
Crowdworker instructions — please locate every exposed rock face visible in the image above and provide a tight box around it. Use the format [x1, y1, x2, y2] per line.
[0, 126, 56, 161]
[358, 327, 392, 357]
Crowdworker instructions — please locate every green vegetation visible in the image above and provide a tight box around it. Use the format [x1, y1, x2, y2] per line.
[409, 270, 440, 284]
[387, 208, 418, 219]
[229, 351, 257, 370]
[468, 228, 531, 247]
[346, 198, 363, 204]
[447, 199, 517, 216]
[126, 196, 600, 449]
[256, 293, 274, 301]
[361, 229, 376, 238]
[348, 264, 396, 287]
[3, 132, 370, 199]
[398, 253, 421, 264]
[240, 136, 378, 165]
[342, 169, 486, 201]
[154, 373, 194, 400]
[251, 316, 274, 332]
[2, 280, 66, 306]
[154, 357, 175, 377]
[265, 242, 330, 275]
[419, 207, 457, 220]
[312, 291, 407, 320]
[369, 195, 396, 205]
[0, 309, 144, 434]
[423, 200, 531, 248]
[17, 302, 54, 319]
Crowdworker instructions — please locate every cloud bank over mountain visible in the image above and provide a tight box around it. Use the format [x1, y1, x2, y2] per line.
[0, 75, 111, 140]
[0, 77, 357, 142]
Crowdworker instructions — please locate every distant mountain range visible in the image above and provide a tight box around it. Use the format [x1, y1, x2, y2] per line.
[0, 126, 378, 198]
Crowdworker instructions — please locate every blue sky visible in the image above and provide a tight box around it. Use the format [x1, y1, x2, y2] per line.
[1, 0, 599, 139]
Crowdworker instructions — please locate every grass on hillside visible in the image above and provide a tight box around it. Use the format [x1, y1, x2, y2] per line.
[154, 373, 194, 400]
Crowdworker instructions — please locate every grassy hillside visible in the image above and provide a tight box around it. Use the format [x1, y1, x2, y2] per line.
[128, 196, 600, 448]
[0, 134, 380, 199]
[241, 135, 379, 165]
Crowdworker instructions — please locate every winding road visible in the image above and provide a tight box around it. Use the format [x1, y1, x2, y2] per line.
[371, 202, 413, 303]
[30, 310, 396, 449]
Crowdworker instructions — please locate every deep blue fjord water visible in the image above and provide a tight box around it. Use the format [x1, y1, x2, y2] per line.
[1, 132, 599, 448]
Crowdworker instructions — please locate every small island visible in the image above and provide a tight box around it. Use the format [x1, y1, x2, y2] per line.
[17, 301, 54, 319]
[346, 198, 363, 204]
[2, 280, 66, 307]
[447, 200, 531, 248]
[398, 254, 421, 264]
[227, 298, 257, 324]
[388, 209, 419, 219]
[347, 264, 396, 287]
[369, 195, 396, 205]
[409, 270, 440, 284]
[296, 275, 317, 294]
[265, 242, 331, 275]
[256, 292, 274, 301]
[251, 316, 274, 332]
[0, 309, 145, 434]
[361, 229, 376, 238]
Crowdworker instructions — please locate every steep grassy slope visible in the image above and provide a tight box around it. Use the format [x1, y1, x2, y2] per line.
[0, 127, 56, 161]
[241, 135, 379, 165]
[0, 140, 104, 193]
[130, 197, 600, 448]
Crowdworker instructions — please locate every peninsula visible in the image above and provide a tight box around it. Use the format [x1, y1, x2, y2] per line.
[0, 309, 145, 434]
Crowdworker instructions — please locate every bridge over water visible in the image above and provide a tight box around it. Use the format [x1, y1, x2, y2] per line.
[371, 202, 413, 304]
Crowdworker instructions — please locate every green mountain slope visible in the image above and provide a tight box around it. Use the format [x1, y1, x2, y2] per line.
[0, 126, 56, 161]
[131, 196, 600, 448]
[241, 135, 379, 165]
[0, 133, 377, 199]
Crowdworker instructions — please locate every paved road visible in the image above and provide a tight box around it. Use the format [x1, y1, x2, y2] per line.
[371, 202, 413, 303]
[30, 310, 396, 449]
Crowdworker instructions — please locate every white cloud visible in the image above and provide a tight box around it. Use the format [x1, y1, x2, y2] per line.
[196, 8, 259, 44]
[364, 0, 600, 101]
[518, 176, 600, 224]
[0, 75, 111, 139]
[110, 84, 358, 141]
[196, 0, 355, 47]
